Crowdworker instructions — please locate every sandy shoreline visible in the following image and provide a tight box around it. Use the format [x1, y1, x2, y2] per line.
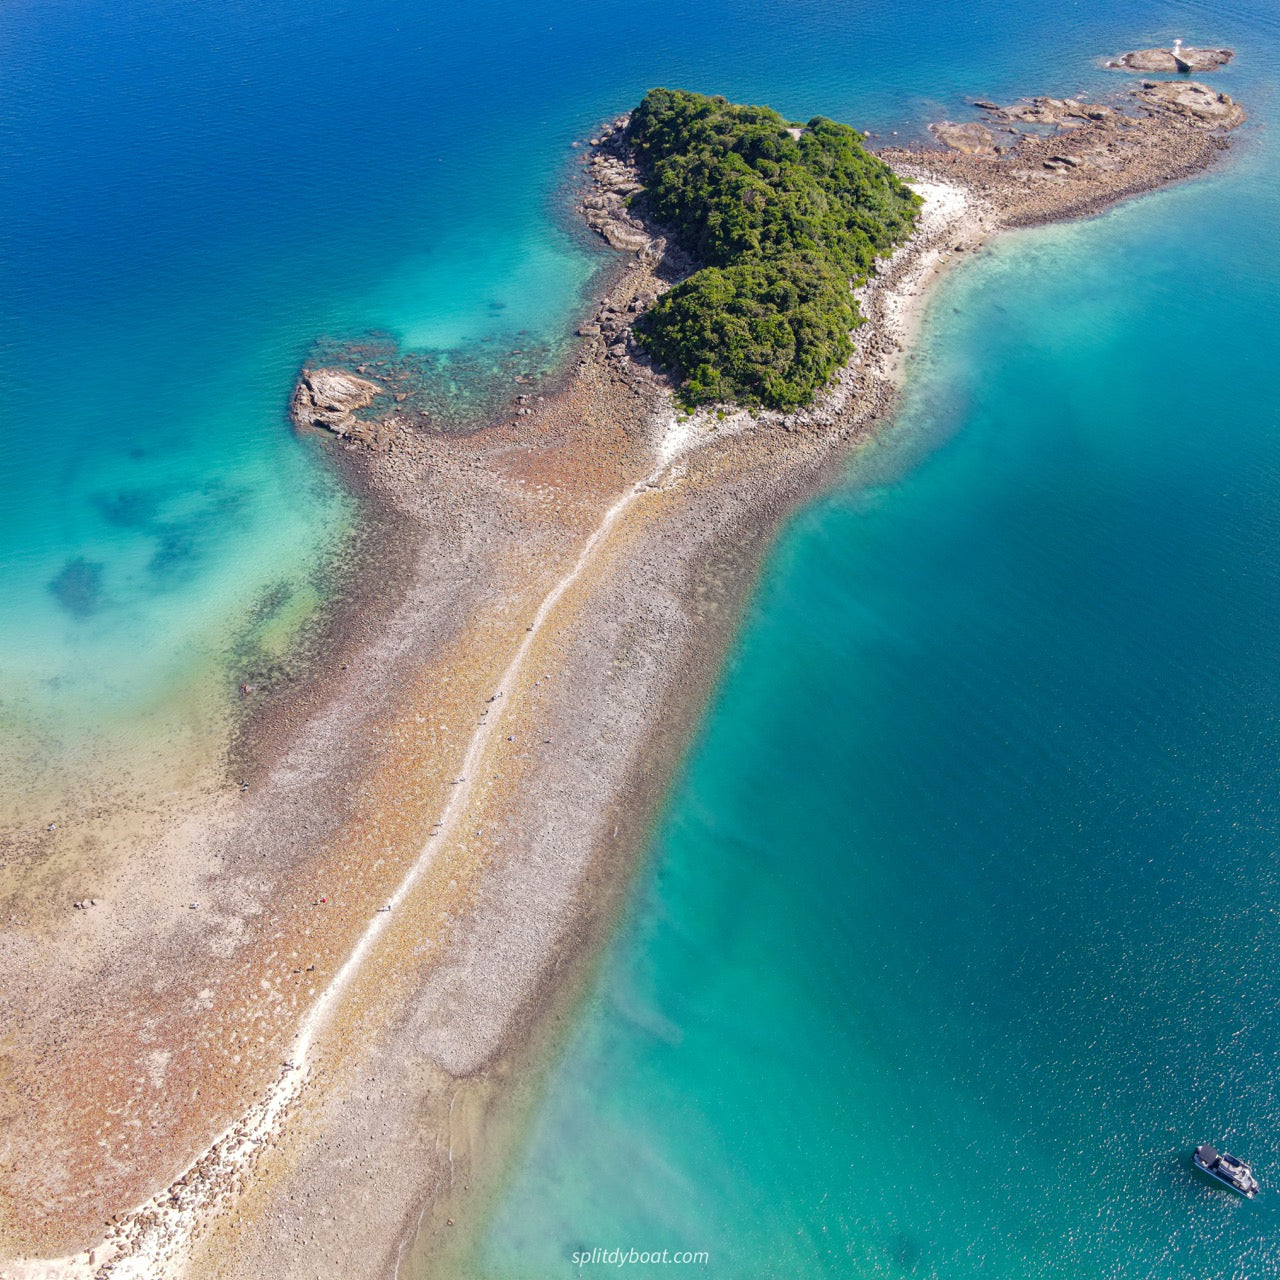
[0, 72, 1246, 1280]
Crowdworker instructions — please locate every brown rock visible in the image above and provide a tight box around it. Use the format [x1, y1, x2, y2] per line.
[997, 97, 1086, 125]
[595, 219, 652, 253]
[1136, 80, 1246, 128]
[931, 120, 998, 155]
[1110, 46, 1233, 73]
[290, 368, 384, 442]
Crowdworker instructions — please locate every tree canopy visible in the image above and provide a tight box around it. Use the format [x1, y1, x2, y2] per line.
[626, 88, 920, 411]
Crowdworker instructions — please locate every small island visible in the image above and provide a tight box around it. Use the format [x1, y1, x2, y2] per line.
[1108, 42, 1234, 73]
[621, 89, 920, 410]
[569, 76, 1246, 426]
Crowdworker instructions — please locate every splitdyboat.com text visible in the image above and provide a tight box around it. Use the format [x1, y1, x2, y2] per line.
[572, 1246, 710, 1267]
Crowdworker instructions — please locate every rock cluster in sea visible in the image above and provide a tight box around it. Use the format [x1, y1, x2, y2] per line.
[291, 367, 386, 444]
[932, 78, 1245, 164]
[890, 76, 1245, 232]
[290, 329, 558, 450]
[1108, 45, 1233, 73]
[932, 97, 1118, 156]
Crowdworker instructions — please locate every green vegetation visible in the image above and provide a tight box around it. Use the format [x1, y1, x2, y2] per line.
[626, 88, 920, 411]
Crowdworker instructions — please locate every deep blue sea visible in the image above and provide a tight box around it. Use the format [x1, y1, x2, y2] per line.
[3, 0, 1279, 1276]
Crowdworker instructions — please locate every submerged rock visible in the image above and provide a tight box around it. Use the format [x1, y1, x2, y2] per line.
[49, 557, 106, 619]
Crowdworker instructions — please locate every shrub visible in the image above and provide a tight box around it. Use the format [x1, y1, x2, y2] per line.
[625, 88, 919, 410]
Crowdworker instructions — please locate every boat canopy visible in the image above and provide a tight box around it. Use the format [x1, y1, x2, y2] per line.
[1196, 1144, 1220, 1165]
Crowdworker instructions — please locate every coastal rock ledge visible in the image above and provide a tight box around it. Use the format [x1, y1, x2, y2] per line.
[1137, 79, 1246, 127]
[580, 113, 660, 255]
[291, 367, 385, 444]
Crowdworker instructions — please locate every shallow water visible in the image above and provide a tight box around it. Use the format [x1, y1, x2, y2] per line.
[0, 0, 602, 803]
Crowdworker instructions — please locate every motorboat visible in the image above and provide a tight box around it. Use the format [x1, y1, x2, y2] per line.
[1193, 1144, 1258, 1197]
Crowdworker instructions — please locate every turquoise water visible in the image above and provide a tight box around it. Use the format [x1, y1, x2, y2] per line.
[5, 0, 1280, 1275]
[0, 0, 601, 792]
[459, 6, 1280, 1280]
[0, 0, 1252, 775]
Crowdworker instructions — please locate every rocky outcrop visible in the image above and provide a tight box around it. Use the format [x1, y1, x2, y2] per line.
[579, 115, 659, 256]
[1136, 80, 1246, 128]
[593, 215, 652, 253]
[1109, 46, 1233, 73]
[897, 74, 1245, 231]
[978, 97, 1114, 126]
[952, 80, 1244, 156]
[291, 368, 386, 445]
[931, 121, 998, 155]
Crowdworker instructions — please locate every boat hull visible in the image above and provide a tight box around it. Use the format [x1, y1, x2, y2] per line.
[1193, 1155, 1258, 1197]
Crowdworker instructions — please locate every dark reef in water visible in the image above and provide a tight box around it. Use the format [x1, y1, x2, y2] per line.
[48, 557, 106, 619]
[89, 479, 252, 591]
[94, 488, 162, 529]
[147, 530, 201, 584]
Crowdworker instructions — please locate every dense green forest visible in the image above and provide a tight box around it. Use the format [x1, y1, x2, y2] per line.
[625, 88, 920, 411]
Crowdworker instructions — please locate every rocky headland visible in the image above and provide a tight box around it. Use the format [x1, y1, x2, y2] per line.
[912, 77, 1244, 225]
